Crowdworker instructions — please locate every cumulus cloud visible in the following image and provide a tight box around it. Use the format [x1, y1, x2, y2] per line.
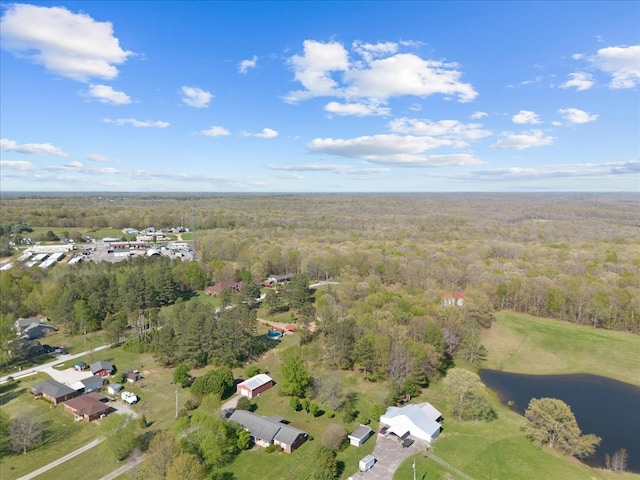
[86, 153, 110, 162]
[201, 126, 230, 137]
[0, 160, 36, 170]
[243, 128, 278, 139]
[308, 134, 484, 167]
[512, 110, 541, 125]
[239, 55, 258, 74]
[181, 86, 213, 108]
[268, 163, 389, 174]
[272, 172, 304, 180]
[1, 138, 69, 157]
[558, 108, 598, 124]
[285, 39, 477, 109]
[591, 45, 640, 89]
[560, 72, 594, 91]
[104, 118, 169, 128]
[324, 101, 390, 116]
[471, 111, 488, 119]
[87, 84, 131, 105]
[0, 4, 132, 82]
[491, 130, 554, 150]
[388, 118, 491, 145]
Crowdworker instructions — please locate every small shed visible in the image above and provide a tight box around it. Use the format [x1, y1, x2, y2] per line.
[237, 374, 273, 399]
[348, 424, 373, 447]
[107, 383, 123, 395]
[74, 361, 88, 371]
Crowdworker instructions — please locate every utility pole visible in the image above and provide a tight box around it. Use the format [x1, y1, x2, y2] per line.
[413, 459, 416, 480]
[175, 389, 178, 418]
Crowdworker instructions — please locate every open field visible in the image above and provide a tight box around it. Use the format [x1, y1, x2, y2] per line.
[483, 311, 640, 386]
[0, 348, 182, 480]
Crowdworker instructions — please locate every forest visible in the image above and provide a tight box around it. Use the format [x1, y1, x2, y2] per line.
[1, 192, 638, 380]
[1, 192, 639, 479]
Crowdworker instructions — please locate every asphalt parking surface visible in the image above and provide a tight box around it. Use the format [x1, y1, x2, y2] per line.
[349, 435, 423, 480]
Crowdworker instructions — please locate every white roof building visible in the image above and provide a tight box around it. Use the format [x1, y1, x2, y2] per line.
[380, 402, 443, 443]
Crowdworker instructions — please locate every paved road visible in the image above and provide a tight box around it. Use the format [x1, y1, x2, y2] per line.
[98, 456, 144, 480]
[16, 438, 104, 480]
[0, 344, 110, 385]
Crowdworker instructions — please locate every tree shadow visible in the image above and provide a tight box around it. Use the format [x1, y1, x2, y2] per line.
[210, 472, 236, 480]
[336, 460, 345, 477]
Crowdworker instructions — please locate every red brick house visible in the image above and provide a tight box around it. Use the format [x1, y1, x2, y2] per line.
[31, 379, 77, 405]
[90, 360, 114, 377]
[64, 392, 110, 422]
[237, 374, 273, 399]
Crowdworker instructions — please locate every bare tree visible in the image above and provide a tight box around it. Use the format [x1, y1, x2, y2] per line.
[10, 416, 44, 454]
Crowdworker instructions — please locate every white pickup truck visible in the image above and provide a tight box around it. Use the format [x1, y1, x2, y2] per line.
[121, 391, 138, 404]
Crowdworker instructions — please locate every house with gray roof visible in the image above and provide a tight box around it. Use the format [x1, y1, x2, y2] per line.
[31, 379, 77, 405]
[90, 360, 114, 377]
[228, 410, 308, 453]
[71, 375, 104, 393]
[14, 316, 48, 335]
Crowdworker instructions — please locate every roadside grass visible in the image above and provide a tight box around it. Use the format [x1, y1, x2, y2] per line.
[482, 311, 640, 386]
[0, 374, 104, 480]
[1, 349, 182, 480]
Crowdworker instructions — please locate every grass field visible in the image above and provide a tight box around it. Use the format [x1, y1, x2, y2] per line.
[482, 311, 640, 386]
[387, 311, 640, 480]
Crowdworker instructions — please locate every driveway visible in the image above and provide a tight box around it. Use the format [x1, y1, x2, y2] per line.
[349, 435, 423, 479]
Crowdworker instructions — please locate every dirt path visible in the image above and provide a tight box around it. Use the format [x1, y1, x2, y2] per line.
[257, 317, 317, 332]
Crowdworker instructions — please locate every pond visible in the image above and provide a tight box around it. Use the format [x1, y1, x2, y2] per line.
[478, 370, 640, 473]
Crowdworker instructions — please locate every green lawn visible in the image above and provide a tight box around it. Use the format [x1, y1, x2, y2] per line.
[482, 311, 640, 386]
[0, 348, 182, 480]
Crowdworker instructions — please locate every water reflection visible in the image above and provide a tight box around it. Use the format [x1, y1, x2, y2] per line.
[479, 370, 640, 473]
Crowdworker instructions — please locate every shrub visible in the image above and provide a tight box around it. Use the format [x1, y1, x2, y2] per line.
[265, 444, 276, 453]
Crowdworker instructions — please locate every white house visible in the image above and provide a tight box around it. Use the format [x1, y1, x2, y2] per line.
[379, 402, 443, 443]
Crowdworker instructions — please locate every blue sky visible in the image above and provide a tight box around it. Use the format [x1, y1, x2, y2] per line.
[1, 1, 638, 192]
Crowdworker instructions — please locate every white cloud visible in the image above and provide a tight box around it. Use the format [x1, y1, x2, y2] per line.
[471, 111, 488, 119]
[0, 160, 36, 171]
[181, 86, 213, 108]
[285, 39, 477, 108]
[286, 40, 350, 102]
[388, 118, 491, 144]
[268, 163, 389, 174]
[1, 138, 69, 157]
[0, 4, 132, 82]
[87, 84, 131, 105]
[104, 118, 170, 128]
[558, 108, 598, 124]
[512, 110, 541, 125]
[201, 126, 230, 137]
[352, 41, 399, 62]
[86, 153, 110, 162]
[324, 101, 390, 116]
[64, 160, 84, 169]
[308, 134, 484, 167]
[246, 128, 278, 139]
[560, 72, 594, 91]
[272, 172, 304, 180]
[491, 130, 554, 150]
[239, 55, 258, 74]
[468, 160, 639, 181]
[591, 45, 640, 89]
